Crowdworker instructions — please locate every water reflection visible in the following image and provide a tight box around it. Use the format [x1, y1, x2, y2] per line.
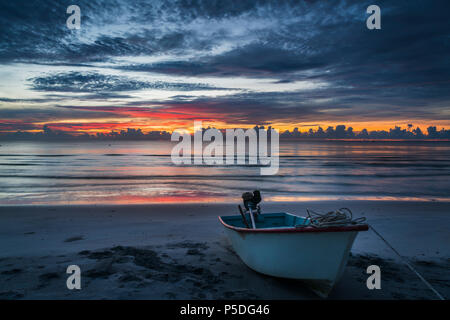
[0, 141, 449, 205]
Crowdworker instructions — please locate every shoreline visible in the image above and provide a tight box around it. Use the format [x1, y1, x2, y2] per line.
[0, 201, 448, 299]
[1, 198, 450, 205]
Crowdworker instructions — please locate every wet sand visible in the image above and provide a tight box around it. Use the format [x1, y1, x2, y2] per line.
[0, 201, 448, 299]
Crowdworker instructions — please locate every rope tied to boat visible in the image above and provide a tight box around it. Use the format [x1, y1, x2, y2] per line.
[297, 207, 444, 300]
[369, 225, 445, 300]
[298, 207, 366, 228]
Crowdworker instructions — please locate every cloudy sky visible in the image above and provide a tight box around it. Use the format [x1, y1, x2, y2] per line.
[0, 0, 449, 134]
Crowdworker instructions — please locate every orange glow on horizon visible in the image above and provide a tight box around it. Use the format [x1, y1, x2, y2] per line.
[2, 115, 450, 135]
[36, 119, 450, 135]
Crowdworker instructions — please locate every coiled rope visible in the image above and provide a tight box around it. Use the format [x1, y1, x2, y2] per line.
[301, 207, 367, 227]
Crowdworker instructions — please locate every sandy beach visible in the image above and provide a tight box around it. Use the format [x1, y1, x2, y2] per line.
[0, 201, 448, 300]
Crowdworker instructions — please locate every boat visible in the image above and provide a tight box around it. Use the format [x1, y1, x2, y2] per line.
[218, 191, 368, 297]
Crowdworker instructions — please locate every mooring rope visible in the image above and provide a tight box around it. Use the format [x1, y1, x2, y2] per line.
[369, 225, 445, 300]
[298, 207, 445, 300]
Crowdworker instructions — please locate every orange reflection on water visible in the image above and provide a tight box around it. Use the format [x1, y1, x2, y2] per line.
[109, 194, 232, 204]
[17, 194, 450, 206]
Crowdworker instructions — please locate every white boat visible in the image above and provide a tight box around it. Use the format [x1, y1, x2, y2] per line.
[219, 212, 368, 297]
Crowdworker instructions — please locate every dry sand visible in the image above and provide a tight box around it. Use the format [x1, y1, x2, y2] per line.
[0, 201, 448, 300]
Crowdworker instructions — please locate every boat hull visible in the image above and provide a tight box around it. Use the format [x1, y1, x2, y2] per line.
[219, 213, 366, 297]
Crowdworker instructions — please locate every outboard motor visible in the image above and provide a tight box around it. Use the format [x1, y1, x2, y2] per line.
[242, 190, 262, 210]
[252, 190, 262, 214]
[242, 192, 255, 210]
[241, 190, 262, 229]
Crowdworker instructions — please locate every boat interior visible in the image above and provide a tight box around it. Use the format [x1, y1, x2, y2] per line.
[221, 212, 310, 229]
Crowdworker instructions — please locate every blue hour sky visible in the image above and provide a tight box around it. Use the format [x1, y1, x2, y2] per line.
[0, 0, 449, 134]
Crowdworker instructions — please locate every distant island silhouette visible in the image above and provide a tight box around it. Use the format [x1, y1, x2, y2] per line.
[0, 124, 449, 141]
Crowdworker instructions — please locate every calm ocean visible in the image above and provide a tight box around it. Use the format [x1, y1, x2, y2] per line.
[0, 140, 449, 205]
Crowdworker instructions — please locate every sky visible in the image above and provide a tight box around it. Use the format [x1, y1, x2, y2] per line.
[0, 0, 449, 135]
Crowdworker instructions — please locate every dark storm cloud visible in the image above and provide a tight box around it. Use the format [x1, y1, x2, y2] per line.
[110, 0, 450, 115]
[59, 93, 135, 100]
[0, 0, 449, 129]
[0, 0, 275, 63]
[28, 72, 227, 92]
[113, 88, 447, 124]
[119, 44, 326, 76]
[2, 1, 449, 78]
[0, 106, 122, 121]
[116, 1, 450, 93]
[0, 97, 57, 104]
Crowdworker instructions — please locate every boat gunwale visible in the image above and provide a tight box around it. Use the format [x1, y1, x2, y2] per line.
[218, 214, 369, 233]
